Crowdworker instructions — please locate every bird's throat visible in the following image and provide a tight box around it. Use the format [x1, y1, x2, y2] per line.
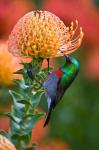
[54, 69, 64, 77]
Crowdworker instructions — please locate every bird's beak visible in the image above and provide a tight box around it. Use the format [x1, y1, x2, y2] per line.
[64, 55, 71, 63]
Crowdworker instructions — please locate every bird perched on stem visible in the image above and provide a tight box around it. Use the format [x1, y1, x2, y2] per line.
[43, 55, 80, 127]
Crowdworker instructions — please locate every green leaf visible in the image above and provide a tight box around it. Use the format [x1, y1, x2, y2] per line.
[24, 146, 35, 150]
[17, 99, 32, 106]
[11, 133, 32, 148]
[19, 79, 29, 89]
[0, 112, 20, 123]
[9, 90, 23, 101]
[9, 90, 25, 111]
[33, 112, 44, 123]
[10, 112, 21, 123]
[24, 77, 32, 85]
[20, 134, 32, 147]
[0, 112, 10, 117]
[23, 112, 44, 121]
[21, 112, 44, 133]
[23, 113, 35, 120]
[11, 104, 25, 118]
[42, 66, 53, 73]
[9, 112, 42, 135]
[14, 68, 24, 75]
[13, 79, 21, 85]
[36, 73, 46, 81]
[10, 120, 21, 133]
[20, 62, 29, 68]
[0, 130, 9, 138]
[31, 90, 44, 108]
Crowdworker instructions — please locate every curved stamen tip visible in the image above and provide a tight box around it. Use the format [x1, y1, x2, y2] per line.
[71, 21, 74, 26]
[57, 20, 84, 57]
[75, 19, 78, 25]
[80, 27, 84, 37]
[70, 21, 74, 29]
[80, 27, 82, 31]
[66, 27, 69, 31]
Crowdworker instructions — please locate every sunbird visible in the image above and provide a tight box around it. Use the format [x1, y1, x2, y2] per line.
[43, 55, 80, 127]
[27, 55, 80, 127]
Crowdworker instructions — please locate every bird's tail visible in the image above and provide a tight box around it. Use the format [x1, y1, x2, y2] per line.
[43, 100, 54, 127]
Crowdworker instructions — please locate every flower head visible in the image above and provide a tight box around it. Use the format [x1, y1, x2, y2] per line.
[0, 135, 16, 150]
[8, 10, 84, 59]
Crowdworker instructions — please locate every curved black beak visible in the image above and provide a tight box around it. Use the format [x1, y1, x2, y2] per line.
[64, 55, 71, 63]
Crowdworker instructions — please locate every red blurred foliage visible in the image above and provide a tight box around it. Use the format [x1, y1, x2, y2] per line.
[31, 119, 48, 142]
[0, 106, 10, 131]
[44, 0, 99, 46]
[85, 47, 99, 80]
[0, 0, 34, 39]
[36, 139, 71, 150]
[0, 117, 9, 131]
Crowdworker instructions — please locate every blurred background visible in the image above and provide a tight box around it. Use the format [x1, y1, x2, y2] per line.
[0, 0, 99, 150]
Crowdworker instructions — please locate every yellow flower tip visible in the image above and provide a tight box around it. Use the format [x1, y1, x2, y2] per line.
[8, 10, 84, 59]
[0, 135, 16, 150]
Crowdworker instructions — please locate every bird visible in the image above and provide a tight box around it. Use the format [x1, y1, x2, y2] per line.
[42, 55, 80, 127]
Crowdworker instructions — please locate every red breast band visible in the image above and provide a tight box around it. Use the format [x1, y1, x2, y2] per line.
[54, 69, 64, 77]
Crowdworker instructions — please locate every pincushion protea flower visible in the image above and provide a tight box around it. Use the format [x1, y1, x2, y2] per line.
[0, 135, 16, 150]
[8, 10, 84, 59]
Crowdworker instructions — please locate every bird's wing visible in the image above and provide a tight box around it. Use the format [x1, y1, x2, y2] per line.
[54, 78, 65, 105]
[46, 94, 52, 110]
[43, 99, 55, 127]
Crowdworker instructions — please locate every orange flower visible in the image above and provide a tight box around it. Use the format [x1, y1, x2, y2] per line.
[0, 135, 16, 150]
[0, 41, 21, 86]
[8, 10, 84, 59]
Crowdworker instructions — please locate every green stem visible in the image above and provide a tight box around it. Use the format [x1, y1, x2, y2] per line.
[7, 58, 45, 149]
[0, 56, 52, 149]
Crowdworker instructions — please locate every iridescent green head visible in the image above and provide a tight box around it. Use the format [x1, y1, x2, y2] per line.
[70, 56, 80, 71]
[61, 55, 80, 76]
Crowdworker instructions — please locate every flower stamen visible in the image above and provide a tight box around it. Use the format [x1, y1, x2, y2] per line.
[58, 21, 84, 56]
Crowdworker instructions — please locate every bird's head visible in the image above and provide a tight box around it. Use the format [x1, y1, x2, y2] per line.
[61, 55, 80, 74]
